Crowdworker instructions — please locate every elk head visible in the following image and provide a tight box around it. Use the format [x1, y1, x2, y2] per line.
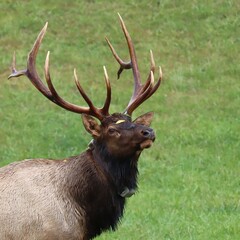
[8, 14, 162, 159]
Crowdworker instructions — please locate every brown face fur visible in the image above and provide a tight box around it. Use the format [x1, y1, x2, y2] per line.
[82, 112, 155, 159]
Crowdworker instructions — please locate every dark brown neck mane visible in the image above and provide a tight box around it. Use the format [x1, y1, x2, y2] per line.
[90, 139, 140, 196]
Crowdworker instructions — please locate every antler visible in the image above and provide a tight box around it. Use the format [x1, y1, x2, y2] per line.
[106, 13, 163, 116]
[8, 22, 111, 121]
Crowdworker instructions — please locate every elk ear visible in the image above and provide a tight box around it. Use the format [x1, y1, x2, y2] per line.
[81, 114, 101, 138]
[133, 112, 154, 127]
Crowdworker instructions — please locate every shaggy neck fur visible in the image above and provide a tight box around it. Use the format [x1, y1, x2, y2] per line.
[90, 139, 141, 196]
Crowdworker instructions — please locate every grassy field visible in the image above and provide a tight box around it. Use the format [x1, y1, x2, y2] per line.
[0, 0, 239, 239]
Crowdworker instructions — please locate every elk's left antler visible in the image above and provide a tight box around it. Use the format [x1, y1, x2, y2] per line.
[106, 13, 163, 116]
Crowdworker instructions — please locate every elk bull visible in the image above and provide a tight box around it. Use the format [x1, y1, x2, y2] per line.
[0, 14, 162, 240]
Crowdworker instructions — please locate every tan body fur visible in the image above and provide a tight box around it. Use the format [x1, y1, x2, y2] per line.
[0, 157, 87, 240]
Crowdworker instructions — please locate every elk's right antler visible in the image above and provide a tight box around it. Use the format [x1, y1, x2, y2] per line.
[8, 23, 111, 121]
[106, 13, 163, 116]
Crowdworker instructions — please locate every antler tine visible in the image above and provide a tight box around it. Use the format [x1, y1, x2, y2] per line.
[8, 22, 53, 98]
[11, 51, 16, 72]
[106, 14, 142, 93]
[138, 50, 156, 95]
[26, 22, 53, 98]
[126, 67, 162, 115]
[150, 50, 155, 73]
[102, 66, 111, 115]
[74, 69, 107, 120]
[8, 52, 27, 79]
[126, 71, 154, 115]
[105, 37, 131, 79]
[117, 13, 141, 93]
[44, 51, 93, 115]
[73, 69, 95, 111]
[74, 66, 111, 118]
[143, 66, 162, 102]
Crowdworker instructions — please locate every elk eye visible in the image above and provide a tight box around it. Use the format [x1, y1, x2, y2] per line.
[108, 127, 120, 136]
[108, 127, 116, 134]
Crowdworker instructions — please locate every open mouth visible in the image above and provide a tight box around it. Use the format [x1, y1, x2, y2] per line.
[140, 139, 154, 149]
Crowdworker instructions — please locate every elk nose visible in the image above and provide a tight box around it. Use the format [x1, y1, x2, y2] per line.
[141, 128, 155, 140]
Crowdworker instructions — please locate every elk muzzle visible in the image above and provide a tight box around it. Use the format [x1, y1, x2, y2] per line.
[139, 127, 155, 150]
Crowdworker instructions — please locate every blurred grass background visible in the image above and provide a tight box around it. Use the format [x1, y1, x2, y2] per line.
[0, 0, 239, 239]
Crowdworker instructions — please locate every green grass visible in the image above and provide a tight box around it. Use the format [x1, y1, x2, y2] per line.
[0, 0, 239, 239]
